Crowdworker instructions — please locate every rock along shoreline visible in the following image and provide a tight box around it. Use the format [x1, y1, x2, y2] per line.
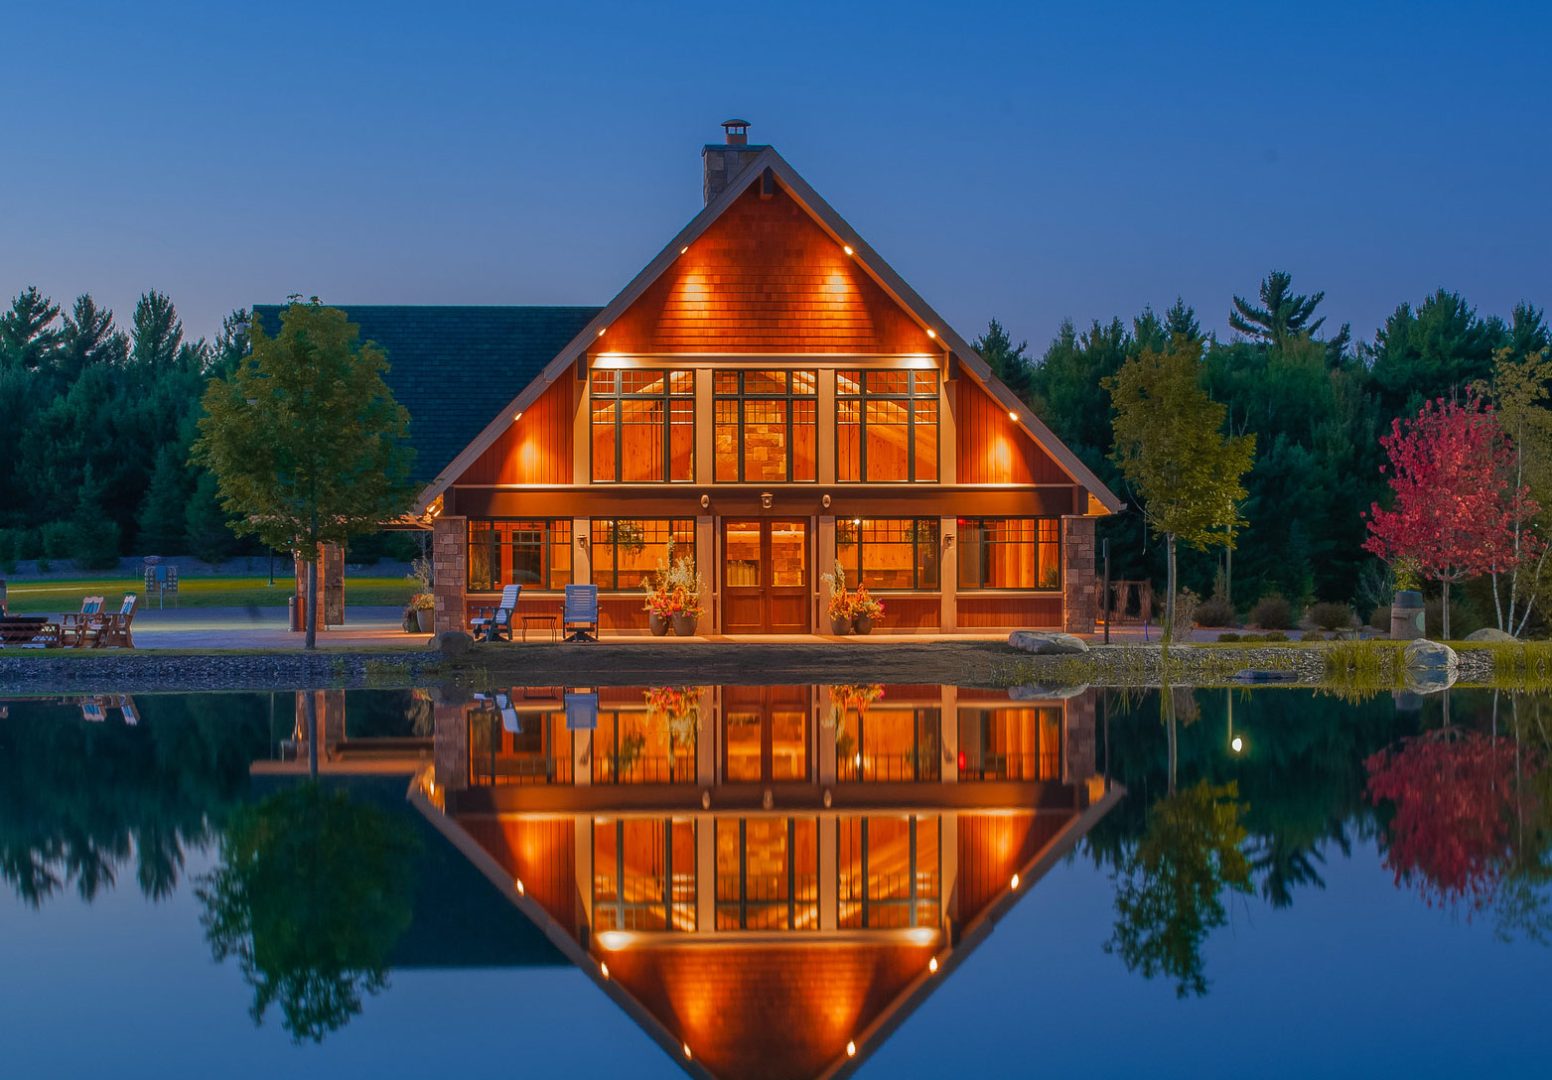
[0, 639, 1508, 694]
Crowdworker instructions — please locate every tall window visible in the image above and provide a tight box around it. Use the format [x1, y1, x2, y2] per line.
[837, 370, 939, 482]
[592, 705, 697, 785]
[835, 517, 940, 590]
[468, 519, 572, 591]
[715, 818, 819, 931]
[591, 369, 694, 482]
[957, 517, 1060, 589]
[839, 815, 940, 929]
[590, 518, 695, 590]
[713, 369, 817, 482]
[837, 706, 941, 783]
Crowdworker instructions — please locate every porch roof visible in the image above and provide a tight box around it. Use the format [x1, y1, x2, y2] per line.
[252, 304, 602, 483]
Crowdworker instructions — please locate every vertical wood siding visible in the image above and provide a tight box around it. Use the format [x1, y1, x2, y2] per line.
[459, 377, 573, 485]
[955, 379, 1071, 484]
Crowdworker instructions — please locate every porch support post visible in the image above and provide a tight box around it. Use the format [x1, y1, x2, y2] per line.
[1063, 688, 1098, 786]
[817, 515, 836, 633]
[819, 815, 838, 931]
[575, 819, 594, 931]
[697, 515, 716, 632]
[573, 517, 592, 589]
[940, 811, 959, 929]
[818, 368, 837, 485]
[1061, 514, 1097, 634]
[939, 516, 958, 632]
[940, 685, 958, 781]
[696, 814, 716, 934]
[431, 515, 467, 635]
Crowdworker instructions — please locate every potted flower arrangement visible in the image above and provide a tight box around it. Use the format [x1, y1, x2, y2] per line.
[851, 585, 884, 635]
[407, 592, 436, 633]
[644, 541, 704, 635]
[821, 566, 853, 635]
[645, 685, 703, 775]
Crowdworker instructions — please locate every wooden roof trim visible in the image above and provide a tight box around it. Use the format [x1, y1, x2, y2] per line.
[415, 147, 1123, 514]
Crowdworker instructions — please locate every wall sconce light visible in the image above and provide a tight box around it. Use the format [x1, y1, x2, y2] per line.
[700, 493, 711, 510]
[578, 534, 590, 548]
[760, 492, 773, 509]
[943, 533, 955, 549]
[821, 493, 832, 509]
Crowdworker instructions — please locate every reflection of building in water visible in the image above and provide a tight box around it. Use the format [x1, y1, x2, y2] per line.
[418, 684, 1118, 1080]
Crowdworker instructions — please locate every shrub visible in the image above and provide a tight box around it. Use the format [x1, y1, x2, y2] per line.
[1194, 594, 1236, 627]
[1172, 588, 1199, 635]
[1308, 601, 1356, 632]
[1263, 630, 1289, 642]
[1300, 630, 1329, 642]
[1369, 604, 1391, 631]
[71, 516, 122, 571]
[41, 521, 74, 560]
[1217, 632, 1241, 642]
[1249, 592, 1295, 629]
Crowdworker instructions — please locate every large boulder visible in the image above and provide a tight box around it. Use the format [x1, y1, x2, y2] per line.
[1007, 630, 1089, 655]
[436, 630, 475, 658]
[1465, 627, 1516, 643]
[1402, 638, 1457, 694]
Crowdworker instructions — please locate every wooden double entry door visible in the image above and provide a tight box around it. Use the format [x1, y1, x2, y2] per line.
[721, 518, 811, 634]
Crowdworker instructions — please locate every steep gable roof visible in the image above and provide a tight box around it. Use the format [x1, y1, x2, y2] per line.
[419, 148, 1123, 512]
[252, 304, 601, 484]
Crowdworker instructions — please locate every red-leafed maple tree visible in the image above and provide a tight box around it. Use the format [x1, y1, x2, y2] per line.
[1363, 391, 1539, 639]
[1365, 730, 1524, 912]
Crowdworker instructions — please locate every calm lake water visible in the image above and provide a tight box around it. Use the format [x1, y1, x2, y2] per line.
[1, 684, 1548, 1078]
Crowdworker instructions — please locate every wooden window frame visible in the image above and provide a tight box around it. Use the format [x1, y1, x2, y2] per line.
[590, 368, 695, 484]
[836, 369, 939, 483]
[466, 518, 572, 592]
[712, 369, 818, 484]
[834, 516, 940, 591]
[589, 517, 696, 592]
[956, 516, 1062, 592]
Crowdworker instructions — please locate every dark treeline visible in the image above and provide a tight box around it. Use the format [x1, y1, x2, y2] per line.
[982, 272, 1551, 622]
[0, 287, 252, 568]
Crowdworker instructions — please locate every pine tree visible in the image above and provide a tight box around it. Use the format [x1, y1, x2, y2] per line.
[137, 444, 191, 554]
[57, 294, 128, 382]
[1230, 271, 1328, 343]
[130, 291, 184, 372]
[0, 286, 61, 371]
[184, 471, 237, 564]
[972, 318, 1035, 402]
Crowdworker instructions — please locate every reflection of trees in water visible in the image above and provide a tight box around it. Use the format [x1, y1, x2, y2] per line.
[1106, 779, 1252, 997]
[1365, 694, 1550, 939]
[0, 695, 269, 905]
[197, 783, 419, 1043]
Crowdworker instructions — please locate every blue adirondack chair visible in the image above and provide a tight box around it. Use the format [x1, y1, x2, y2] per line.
[563, 584, 599, 642]
[470, 584, 521, 642]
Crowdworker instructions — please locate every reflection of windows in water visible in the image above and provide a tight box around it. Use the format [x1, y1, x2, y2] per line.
[956, 706, 1062, 781]
[837, 706, 941, 783]
[591, 708, 696, 785]
[466, 519, 572, 591]
[593, 817, 697, 932]
[838, 815, 941, 929]
[466, 708, 573, 786]
[716, 817, 820, 931]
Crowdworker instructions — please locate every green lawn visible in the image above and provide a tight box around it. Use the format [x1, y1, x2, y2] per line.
[2, 575, 417, 613]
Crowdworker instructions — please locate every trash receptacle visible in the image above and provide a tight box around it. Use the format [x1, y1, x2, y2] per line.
[288, 595, 302, 632]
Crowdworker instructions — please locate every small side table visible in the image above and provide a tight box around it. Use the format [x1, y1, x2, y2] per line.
[520, 613, 559, 642]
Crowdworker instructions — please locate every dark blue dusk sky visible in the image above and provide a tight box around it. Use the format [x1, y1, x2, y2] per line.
[4, 1, 1548, 352]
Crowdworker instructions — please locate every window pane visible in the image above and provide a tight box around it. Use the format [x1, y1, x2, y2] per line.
[725, 523, 761, 587]
[957, 706, 1062, 780]
[725, 710, 761, 781]
[620, 398, 664, 482]
[467, 520, 570, 591]
[591, 400, 617, 482]
[791, 370, 817, 395]
[743, 398, 789, 482]
[745, 369, 786, 395]
[837, 399, 861, 482]
[792, 399, 816, 481]
[956, 518, 1057, 590]
[714, 371, 739, 394]
[770, 521, 807, 588]
[864, 398, 910, 481]
[836, 370, 862, 397]
[771, 708, 807, 780]
[866, 370, 911, 395]
[913, 397, 938, 482]
[593, 519, 694, 590]
[714, 399, 740, 482]
[469, 525, 499, 591]
[668, 398, 694, 481]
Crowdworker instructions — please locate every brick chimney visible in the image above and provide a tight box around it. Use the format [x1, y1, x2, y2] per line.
[702, 118, 765, 205]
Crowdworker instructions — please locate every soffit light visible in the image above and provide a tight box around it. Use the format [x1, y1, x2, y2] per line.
[843, 244, 854, 256]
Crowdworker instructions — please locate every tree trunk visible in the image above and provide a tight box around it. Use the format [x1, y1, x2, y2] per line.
[1164, 533, 1178, 644]
[305, 553, 319, 651]
[305, 688, 318, 779]
[1441, 578, 1451, 641]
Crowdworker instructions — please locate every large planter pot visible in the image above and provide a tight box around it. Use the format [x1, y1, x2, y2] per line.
[1390, 589, 1424, 641]
[830, 615, 851, 635]
[671, 613, 699, 637]
[648, 612, 670, 636]
[415, 609, 434, 633]
[852, 615, 874, 635]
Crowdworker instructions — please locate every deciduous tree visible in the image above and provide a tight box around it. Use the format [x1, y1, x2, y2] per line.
[1363, 392, 1537, 639]
[192, 301, 414, 647]
[1104, 336, 1256, 641]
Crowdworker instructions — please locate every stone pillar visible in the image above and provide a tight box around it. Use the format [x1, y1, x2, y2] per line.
[432, 700, 468, 793]
[1060, 515, 1097, 634]
[431, 515, 467, 635]
[1062, 688, 1098, 786]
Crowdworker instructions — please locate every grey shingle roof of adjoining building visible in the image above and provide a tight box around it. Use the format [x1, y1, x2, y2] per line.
[252, 304, 602, 483]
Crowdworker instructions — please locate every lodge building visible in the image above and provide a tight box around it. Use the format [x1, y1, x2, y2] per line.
[262, 121, 1120, 636]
